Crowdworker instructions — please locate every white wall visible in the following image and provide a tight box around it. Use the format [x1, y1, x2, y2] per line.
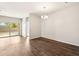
[30, 14, 41, 39]
[41, 5, 79, 46]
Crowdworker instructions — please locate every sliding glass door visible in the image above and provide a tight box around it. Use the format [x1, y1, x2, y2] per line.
[0, 22, 9, 37]
[0, 22, 20, 37]
[8, 22, 20, 36]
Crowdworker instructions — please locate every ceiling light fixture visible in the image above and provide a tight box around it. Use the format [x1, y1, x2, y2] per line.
[41, 6, 48, 20]
[65, 2, 68, 4]
[41, 15, 48, 20]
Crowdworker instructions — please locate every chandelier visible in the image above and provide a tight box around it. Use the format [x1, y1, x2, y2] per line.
[41, 15, 48, 19]
[41, 6, 48, 20]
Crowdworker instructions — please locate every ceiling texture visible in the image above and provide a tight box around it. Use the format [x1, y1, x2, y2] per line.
[0, 2, 79, 18]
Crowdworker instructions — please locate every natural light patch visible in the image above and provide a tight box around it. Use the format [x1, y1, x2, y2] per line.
[0, 36, 20, 49]
[10, 36, 20, 44]
[25, 37, 31, 55]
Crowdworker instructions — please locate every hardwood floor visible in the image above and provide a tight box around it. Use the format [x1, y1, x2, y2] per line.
[0, 36, 79, 56]
[30, 37, 79, 56]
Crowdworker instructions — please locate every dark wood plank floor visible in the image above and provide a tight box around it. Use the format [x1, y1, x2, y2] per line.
[0, 36, 79, 56]
[30, 37, 79, 56]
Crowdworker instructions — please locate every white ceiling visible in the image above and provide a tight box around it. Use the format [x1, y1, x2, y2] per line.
[0, 2, 79, 18]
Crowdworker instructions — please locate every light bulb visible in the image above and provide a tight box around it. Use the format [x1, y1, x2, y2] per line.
[41, 15, 48, 19]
